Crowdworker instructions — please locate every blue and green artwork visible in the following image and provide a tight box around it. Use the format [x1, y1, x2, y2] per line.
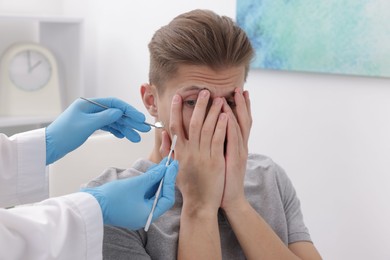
[237, 0, 390, 78]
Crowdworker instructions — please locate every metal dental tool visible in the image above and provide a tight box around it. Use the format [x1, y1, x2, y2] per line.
[144, 134, 177, 232]
[79, 97, 165, 129]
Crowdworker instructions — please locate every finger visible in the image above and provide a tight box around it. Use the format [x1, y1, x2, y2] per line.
[200, 97, 223, 155]
[163, 160, 178, 183]
[226, 111, 240, 159]
[141, 164, 166, 188]
[144, 159, 169, 196]
[222, 98, 239, 129]
[96, 97, 146, 123]
[243, 90, 252, 145]
[234, 88, 252, 144]
[117, 117, 151, 133]
[243, 90, 252, 120]
[223, 99, 241, 157]
[101, 126, 125, 138]
[152, 160, 178, 219]
[144, 157, 170, 180]
[108, 118, 151, 140]
[90, 108, 123, 129]
[148, 157, 169, 171]
[233, 89, 249, 126]
[211, 113, 228, 156]
[121, 128, 141, 143]
[78, 97, 105, 114]
[160, 130, 171, 158]
[188, 89, 210, 148]
[169, 94, 185, 150]
[110, 123, 141, 142]
[159, 157, 169, 166]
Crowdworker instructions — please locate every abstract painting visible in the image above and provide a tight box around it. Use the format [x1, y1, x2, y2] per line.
[237, 0, 390, 78]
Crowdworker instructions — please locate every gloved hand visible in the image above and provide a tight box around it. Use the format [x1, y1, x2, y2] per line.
[46, 97, 151, 165]
[81, 158, 179, 230]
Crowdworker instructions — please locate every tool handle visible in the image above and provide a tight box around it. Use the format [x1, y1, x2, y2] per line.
[144, 179, 164, 231]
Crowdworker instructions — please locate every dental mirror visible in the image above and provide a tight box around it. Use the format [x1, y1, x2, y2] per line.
[143, 121, 165, 129]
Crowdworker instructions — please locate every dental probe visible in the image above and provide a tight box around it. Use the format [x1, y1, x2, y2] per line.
[144, 134, 177, 232]
[79, 97, 164, 129]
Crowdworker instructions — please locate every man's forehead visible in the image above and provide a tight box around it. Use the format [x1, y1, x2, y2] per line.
[177, 84, 239, 97]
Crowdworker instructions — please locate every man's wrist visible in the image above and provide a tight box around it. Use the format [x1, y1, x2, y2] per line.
[222, 197, 251, 218]
[181, 201, 219, 220]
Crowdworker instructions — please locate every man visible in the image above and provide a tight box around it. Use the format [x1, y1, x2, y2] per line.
[86, 9, 322, 259]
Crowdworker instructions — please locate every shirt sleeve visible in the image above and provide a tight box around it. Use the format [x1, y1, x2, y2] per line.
[0, 129, 48, 208]
[0, 192, 103, 260]
[276, 165, 313, 244]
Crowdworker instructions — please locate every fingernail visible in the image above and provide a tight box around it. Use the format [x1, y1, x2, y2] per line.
[172, 94, 180, 104]
[200, 89, 209, 98]
[213, 97, 221, 105]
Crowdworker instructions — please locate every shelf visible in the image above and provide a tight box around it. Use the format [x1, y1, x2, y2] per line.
[0, 14, 83, 135]
[0, 115, 57, 128]
[0, 14, 84, 109]
[0, 13, 82, 23]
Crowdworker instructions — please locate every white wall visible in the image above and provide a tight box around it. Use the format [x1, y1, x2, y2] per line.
[249, 70, 390, 260]
[2, 1, 389, 259]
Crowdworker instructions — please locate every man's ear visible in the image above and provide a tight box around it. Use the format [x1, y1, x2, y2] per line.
[140, 83, 158, 117]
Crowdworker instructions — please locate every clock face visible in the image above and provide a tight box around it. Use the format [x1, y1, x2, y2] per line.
[8, 49, 52, 91]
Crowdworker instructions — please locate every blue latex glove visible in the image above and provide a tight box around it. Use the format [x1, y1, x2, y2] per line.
[46, 97, 151, 165]
[81, 158, 179, 230]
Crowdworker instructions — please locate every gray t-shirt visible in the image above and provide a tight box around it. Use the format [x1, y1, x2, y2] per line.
[85, 153, 312, 260]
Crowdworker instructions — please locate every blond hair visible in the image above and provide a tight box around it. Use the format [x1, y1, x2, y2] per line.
[148, 9, 254, 92]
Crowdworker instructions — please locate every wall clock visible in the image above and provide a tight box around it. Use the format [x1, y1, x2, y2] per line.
[0, 42, 62, 116]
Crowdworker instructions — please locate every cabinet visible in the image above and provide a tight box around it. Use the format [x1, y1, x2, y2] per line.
[0, 14, 83, 135]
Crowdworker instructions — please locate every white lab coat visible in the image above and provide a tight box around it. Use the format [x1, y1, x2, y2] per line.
[0, 129, 103, 260]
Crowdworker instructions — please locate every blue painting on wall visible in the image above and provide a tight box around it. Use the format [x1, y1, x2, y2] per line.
[236, 0, 390, 78]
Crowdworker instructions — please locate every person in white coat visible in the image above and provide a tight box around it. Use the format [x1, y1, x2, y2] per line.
[0, 97, 178, 260]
